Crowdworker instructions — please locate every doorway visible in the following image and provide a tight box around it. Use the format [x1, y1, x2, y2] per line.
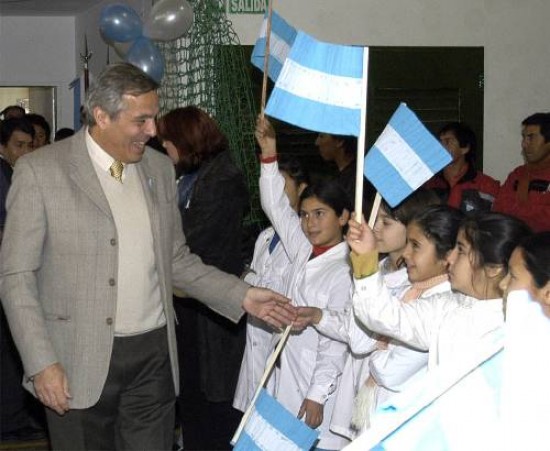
[0, 86, 57, 142]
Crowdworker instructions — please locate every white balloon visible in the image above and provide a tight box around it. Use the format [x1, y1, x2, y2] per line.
[144, 0, 194, 42]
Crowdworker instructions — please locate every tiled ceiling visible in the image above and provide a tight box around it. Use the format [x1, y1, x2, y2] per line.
[0, 0, 104, 16]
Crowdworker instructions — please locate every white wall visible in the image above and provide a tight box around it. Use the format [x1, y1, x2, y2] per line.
[0, 15, 76, 129]
[2, 1, 548, 181]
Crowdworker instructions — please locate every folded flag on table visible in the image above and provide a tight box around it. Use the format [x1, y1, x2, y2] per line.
[364, 103, 452, 207]
[233, 389, 319, 451]
[251, 10, 297, 82]
[265, 31, 365, 137]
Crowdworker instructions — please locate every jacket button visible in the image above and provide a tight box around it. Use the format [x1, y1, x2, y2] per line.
[110, 238, 117, 246]
[109, 278, 116, 286]
[106, 318, 113, 325]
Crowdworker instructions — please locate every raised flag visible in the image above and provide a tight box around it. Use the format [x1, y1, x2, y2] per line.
[251, 10, 297, 82]
[265, 31, 365, 137]
[364, 103, 452, 207]
[233, 389, 319, 451]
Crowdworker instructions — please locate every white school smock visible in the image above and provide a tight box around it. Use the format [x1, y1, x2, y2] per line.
[261, 161, 353, 450]
[323, 264, 452, 438]
[233, 226, 292, 412]
[367, 279, 452, 420]
[352, 271, 504, 369]
[320, 261, 409, 440]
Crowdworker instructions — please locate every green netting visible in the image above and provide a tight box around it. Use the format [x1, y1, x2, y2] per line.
[156, 0, 263, 227]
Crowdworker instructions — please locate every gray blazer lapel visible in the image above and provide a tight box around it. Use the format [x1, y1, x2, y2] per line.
[68, 131, 112, 218]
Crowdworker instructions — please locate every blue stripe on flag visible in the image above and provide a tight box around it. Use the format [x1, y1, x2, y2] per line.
[251, 10, 297, 82]
[287, 32, 363, 77]
[265, 31, 365, 136]
[266, 87, 361, 137]
[233, 389, 319, 451]
[364, 103, 452, 207]
[254, 390, 318, 445]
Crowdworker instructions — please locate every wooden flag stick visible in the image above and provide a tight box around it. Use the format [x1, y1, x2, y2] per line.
[231, 323, 293, 445]
[260, 1, 274, 118]
[368, 192, 382, 228]
[354, 47, 370, 223]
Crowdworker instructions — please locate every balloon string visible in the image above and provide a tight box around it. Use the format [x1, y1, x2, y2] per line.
[260, 1, 274, 119]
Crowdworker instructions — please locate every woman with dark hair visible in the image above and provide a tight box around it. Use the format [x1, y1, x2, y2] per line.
[157, 106, 249, 450]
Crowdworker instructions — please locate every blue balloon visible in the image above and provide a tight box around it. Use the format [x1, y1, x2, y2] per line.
[100, 4, 143, 43]
[126, 37, 165, 83]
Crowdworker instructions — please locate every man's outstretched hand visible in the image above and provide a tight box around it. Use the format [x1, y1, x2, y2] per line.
[242, 287, 297, 329]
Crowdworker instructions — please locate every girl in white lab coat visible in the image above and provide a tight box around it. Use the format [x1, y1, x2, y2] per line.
[233, 157, 308, 412]
[350, 212, 531, 371]
[295, 201, 460, 437]
[256, 116, 352, 450]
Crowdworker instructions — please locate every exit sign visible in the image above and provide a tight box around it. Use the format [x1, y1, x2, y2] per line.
[227, 0, 267, 14]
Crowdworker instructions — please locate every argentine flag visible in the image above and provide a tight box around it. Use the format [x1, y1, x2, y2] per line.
[364, 103, 452, 207]
[233, 389, 319, 451]
[265, 31, 365, 137]
[251, 10, 297, 83]
[346, 335, 505, 451]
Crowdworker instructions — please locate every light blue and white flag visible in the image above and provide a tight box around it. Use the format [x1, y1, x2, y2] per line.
[265, 31, 365, 137]
[233, 389, 319, 451]
[364, 103, 452, 207]
[345, 334, 505, 451]
[251, 10, 297, 82]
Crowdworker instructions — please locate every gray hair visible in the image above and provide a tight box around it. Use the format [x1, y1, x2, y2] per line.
[84, 62, 159, 126]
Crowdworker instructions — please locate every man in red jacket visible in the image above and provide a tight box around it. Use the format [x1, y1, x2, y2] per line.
[423, 122, 500, 213]
[493, 112, 550, 232]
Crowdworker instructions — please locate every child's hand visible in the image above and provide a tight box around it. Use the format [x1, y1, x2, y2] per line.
[346, 213, 377, 255]
[298, 398, 324, 429]
[255, 115, 277, 158]
[292, 307, 323, 331]
[376, 335, 390, 350]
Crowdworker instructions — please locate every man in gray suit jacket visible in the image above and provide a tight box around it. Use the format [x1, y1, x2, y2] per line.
[0, 63, 295, 450]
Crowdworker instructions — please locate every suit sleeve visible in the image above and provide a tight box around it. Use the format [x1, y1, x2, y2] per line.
[0, 158, 58, 377]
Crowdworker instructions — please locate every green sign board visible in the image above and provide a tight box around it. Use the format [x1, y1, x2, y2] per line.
[227, 0, 267, 14]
